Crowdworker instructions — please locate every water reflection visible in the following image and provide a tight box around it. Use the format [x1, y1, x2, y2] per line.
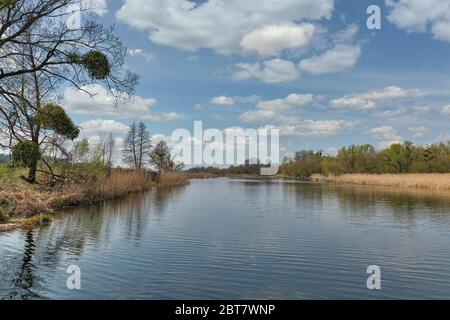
[0, 186, 186, 299]
[9, 230, 39, 299]
[279, 181, 450, 225]
[1, 180, 450, 299]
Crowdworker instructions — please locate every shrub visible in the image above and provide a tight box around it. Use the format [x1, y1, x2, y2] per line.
[12, 141, 41, 168]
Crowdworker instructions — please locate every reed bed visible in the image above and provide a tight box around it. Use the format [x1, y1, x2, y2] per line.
[0, 170, 157, 225]
[157, 172, 190, 187]
[312, 174, 450, 190]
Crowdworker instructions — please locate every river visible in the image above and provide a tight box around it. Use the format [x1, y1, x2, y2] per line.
[1, 178, 450, 299]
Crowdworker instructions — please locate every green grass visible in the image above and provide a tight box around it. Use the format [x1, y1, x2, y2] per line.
[0, 164, 26, 188]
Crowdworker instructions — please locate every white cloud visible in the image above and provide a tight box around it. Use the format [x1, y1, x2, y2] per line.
[233, 59, 300, 83]
[81, 0, 108, 16]
[63, 84, 178, 122]
[239, 109, 279, 124]
[127, 48, 155, 62]
[116, 0, 334, 54]
[331, 86, 424, 112]
[408, 126, 429, 138]
[437, 134, 450, 142]
[78, 119, 129, 138]
[373, 107, 408, 118]
[414, 105, 431, 114]
[442, 105, 450, 116]
[354, 86, 423, 100]
[240, 23, 316, 56]
[298, 44, 361, 75]
[194, 103, 205, 110]
[240, 94, 314, 123]
[76, 119, 130, 167]
[210, 96, 235, 106]
[386, 0, 450, 42]
[331, 97, 378, 112]
[232, 24, 361, 84]
[263, 118, 355, 138]
[370, 125, 402, 147]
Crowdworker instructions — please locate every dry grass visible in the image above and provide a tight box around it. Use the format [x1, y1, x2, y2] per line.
[312, 173, 450, 190]
[157, 171, 190, 187]
[0, 170, 156, 224]
[87, 170, 154, 201]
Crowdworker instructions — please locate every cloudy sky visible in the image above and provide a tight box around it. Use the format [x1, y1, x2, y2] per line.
[65, 0, 450, 158]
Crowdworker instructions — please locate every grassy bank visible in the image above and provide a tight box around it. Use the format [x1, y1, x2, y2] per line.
[0, 165, 189, 229]
[311, 173, 450, 190]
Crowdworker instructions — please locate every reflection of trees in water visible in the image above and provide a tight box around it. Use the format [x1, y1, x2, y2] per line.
[4, 186, 187, 299]
[58, 187, 187, 245]
[150, 186, 187, 215]
[9, 230, 39, 299]
[339, 186, 450, 227]
[282, 182, 328, 218]
[284, 181, 450, 225]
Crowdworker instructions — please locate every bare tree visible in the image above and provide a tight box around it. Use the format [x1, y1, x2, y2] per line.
[122, 122, 138, 168]
[0, 0, 137, 182]
[122, 122, 151, 170]
[95, 133, 115, 173]
[0, 0, 137, 94]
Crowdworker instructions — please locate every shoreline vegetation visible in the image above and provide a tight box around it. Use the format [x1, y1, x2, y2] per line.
[1, 120, 189, 231]
[311, 173, 450, 190]
[186, 171, 450, 191]
[0, 166, 188, 231]
[186, 141, 450, 191]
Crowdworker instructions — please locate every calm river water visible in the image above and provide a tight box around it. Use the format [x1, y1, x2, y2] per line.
[1, 178, 450, 299]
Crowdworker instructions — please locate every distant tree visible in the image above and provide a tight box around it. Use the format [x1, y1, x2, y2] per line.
[136, 122, 152, 169]
[123, 122, 137, 168]
[280, 140, 450, 178]
[150, 141, 182, 173]
[122, 122, 151, 170]
[71, 139, 90, 164]
[383, 142, 414, 173]
[281, 150, 321, 178]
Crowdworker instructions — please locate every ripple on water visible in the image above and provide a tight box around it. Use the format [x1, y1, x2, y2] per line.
[1, 179, 450, 299]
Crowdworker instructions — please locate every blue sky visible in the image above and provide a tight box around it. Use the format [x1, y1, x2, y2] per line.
[64, 0, 450, 158]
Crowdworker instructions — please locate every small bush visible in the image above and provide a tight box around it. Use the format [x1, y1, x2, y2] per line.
[12, 141, 41, 168]
[21, 213, 52, 228]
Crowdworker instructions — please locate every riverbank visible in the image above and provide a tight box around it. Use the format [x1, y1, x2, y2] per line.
[311, 173, 450, 190]
[0, 168, 189, 231]
[187, 171, 450, 192]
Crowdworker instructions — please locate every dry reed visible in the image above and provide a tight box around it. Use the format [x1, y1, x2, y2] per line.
[157, 172, 190, 187]
[312, 174, 450, 190]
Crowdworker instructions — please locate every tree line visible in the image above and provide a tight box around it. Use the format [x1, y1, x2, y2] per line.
[281, 141, 450, 179]
[0, 0, 137, 183]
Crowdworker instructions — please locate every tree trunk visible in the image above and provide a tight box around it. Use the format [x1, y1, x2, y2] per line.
[27, 160, 37, 183]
